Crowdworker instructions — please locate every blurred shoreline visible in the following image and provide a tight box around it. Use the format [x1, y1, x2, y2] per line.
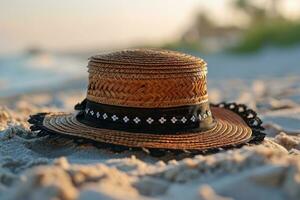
[1, 45, 300, 99]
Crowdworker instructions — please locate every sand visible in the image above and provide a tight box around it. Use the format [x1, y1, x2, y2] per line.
[0, 77, 300, 200]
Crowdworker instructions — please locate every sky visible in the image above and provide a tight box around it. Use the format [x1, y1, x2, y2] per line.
[1, 0, 300, 55]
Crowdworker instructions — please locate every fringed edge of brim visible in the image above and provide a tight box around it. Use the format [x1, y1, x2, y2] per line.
[28, 103, 266, 157]
[211, 102, 266, 144]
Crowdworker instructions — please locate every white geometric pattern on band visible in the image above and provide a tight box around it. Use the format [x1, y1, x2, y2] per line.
[84, 108, 212, 124]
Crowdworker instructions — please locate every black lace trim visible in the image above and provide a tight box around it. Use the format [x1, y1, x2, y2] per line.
[211, 102, 265, 144]
[28, 102, 265, 158]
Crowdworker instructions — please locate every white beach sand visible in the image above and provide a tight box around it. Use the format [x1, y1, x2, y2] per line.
[0, 75, 300, 200]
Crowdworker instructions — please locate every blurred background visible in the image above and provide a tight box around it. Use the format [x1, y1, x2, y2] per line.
[1, 0, 300, 119]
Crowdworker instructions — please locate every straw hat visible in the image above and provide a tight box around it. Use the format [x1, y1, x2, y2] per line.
[29, 49, 265, 152]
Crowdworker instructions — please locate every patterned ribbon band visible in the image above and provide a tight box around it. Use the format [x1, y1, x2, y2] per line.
[75, 99, 215, 134]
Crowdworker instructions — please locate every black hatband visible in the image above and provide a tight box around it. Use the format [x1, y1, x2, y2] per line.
[76, 99, 215, 134]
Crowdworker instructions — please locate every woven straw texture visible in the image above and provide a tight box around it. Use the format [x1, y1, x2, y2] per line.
[87, 49, 208, 108]
[27, 49, 265, 151]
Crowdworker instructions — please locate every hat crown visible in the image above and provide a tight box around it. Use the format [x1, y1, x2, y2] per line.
[90, 49, 204, 66]
[87, 49, 208, 108]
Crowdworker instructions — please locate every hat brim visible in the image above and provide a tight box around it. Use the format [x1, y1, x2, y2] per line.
[31, 106, 259, 150]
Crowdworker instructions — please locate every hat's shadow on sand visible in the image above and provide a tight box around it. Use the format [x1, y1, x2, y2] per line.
[22, 135, 80, 158]
[21, 134, 170, 162]
[21, 133, 233, 162]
